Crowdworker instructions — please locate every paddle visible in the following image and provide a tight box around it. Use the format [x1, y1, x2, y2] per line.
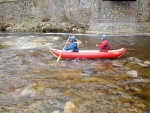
[56, 36, 70, 62]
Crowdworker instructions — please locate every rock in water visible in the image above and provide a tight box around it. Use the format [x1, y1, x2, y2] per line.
[126, 70, 139, 78]
[63, 101, 77, 113]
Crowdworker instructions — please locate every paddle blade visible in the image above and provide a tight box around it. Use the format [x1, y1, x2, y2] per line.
[56, 55, 61, 62]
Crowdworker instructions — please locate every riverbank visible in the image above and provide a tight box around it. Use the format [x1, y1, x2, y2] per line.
[0, 18, 87, 33]
[1, 18, 150, 35]
[1, 0, 150, 34]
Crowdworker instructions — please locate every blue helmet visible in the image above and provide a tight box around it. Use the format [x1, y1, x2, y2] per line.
[70, 36, 76, 40]
[102, 35, 107, 39]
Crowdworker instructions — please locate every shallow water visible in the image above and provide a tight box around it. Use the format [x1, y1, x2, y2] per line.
[0, 33, 150, 113]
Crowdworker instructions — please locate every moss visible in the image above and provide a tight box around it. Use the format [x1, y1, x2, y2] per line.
[0, 44, 9, 49]
[28, 0, 37, 7]
[75, 77, 108, 84]
[0, 0, 17, 2]
[33, 84, 46, 91]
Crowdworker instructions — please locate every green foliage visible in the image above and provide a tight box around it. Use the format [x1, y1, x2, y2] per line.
[0, 0, 17, 2]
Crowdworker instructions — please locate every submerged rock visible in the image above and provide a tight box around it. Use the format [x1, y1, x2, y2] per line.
[112, 60, 125, 67]
[127, 57, 149, 67]
[81, 68, 98, 76]
[133, 79, 150, 83]
[20, 87, 37, 97]
[127, 57, 142, 63]
[126, 70, 139, 78]
[137, 62, 149, 67]
[144, 61, 150, 65]
[63, 101, 77, 113]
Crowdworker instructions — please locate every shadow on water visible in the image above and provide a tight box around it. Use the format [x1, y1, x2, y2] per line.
[0, 33, 150, 113]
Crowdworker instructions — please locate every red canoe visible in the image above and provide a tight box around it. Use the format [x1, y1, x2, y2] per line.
[49, 48, 126, 59]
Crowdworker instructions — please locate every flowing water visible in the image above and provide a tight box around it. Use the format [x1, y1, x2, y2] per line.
[0, 33, 150, 113]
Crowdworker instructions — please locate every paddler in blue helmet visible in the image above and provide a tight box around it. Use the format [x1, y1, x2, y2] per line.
[65, 36, 79, 52]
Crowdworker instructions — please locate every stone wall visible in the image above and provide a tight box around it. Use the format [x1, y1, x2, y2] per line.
[0, 0, 149, 33]
[0, 0, 34, 21]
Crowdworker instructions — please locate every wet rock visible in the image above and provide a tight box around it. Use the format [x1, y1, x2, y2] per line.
[123, 78, 150, 85]
[107, 83, 119, 89]
[137, 62, 149, 67]
[52, 111, 62, 113]
[127, 57, 142, 63]
[41, 100, 64, 112]
[144, 61, 150, 65]
[124, 103, 130, 107]
[127, 57, 149, 67]
[112, 91, 132, 100]
[81, 68, 98, 76]
[112, 60, 125, 67]
[136, 103, 146, 109]
[126, 70, 139, 78]
[63, 101, 77, 113]
[28, 101, 50, 113]
[133, 79, 150, 83]
[57, 96, 69, 103]
[20, 87, 37, 97]
[43, 88, 56, 97]
[128, 87, 142, 93]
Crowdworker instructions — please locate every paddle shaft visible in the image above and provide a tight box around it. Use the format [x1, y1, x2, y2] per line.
[56, 36, 70, 62]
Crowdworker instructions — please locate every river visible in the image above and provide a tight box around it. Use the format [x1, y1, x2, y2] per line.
[0, 33, 150, 113]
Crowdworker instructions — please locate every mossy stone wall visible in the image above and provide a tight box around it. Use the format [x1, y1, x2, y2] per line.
[0, 0, 149, 33]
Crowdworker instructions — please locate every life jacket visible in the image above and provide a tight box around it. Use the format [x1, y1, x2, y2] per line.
[103, 44, 110, 50]
[100, 40, 110, 52]
[73, 42, 79, 52]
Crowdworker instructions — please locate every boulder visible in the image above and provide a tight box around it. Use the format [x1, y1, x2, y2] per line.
[144, 61, 150, 65]
[63, 101, 77, 113]
[126, 70, 139, 78]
